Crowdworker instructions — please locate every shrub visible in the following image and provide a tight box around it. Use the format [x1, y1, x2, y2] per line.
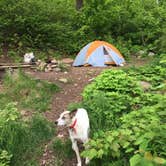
[0, 0, 165, 57]
[80, 57, 166, 165]
[125, 62, 166, 87]
[0, 0, 76, 55]
[82, 68, 166, 133]
[0, 103, 55, 166]
[82, 70, 145, 132]
[83, 70, 143, 99]
[82, 97, 166, 166]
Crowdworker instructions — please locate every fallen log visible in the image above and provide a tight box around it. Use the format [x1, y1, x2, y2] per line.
[0, 64, 36, 70]
[0, 63, 59, 71]
[0, 63, 27, 66]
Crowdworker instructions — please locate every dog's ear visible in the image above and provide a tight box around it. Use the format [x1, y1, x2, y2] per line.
[69, 109, 77, 118]
[59, 110, 70, 119]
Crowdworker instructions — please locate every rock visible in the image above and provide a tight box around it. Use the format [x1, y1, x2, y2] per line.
[20, 110, 27, 116]
[59, 78, 68, 83]
[51, 59, 57, 64]
[37, 61, 47, 71]
[51, 64, 57, 68]
[44, 67, 51, 72]
[57, 134, 64, 138]
[138, 50, 145, 55]
[88, 78, 95, 82]
[42, 160, 46, 165]
[119, 63, 124, 66]
[54, 68, 61, 72]
[36, 59, 42, 65]
[139, 81, 151, 91]
[46, 64, 53, 72]
[148, 52, 155, 56]
[61, 58, 74, 64]
[43, 153, 47, 157]
[49, 150, 53, 153]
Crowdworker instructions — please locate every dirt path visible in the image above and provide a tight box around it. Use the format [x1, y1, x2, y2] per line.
[27, 67, 105, 121]
[27, 58, 147, 122]
[27, 67, 106, 166]
[26, 57, 149, 166]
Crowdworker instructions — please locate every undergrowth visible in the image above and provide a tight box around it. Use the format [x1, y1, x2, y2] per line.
[50, 138, 74, 166]
[0, 103, 55, 166]
[0, 70, 59, 111]
[0, 70, 59, 165]
[68, 54, 166, 166]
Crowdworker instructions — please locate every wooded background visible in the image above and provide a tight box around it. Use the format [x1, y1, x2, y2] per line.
[0, 0, 165, 58]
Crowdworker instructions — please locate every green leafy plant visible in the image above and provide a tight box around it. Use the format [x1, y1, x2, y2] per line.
[0, 150, 12, 166]
[82, 99, 166, 165]
[80, 58, 166, 165]
[0, 103, 55, 166]
[82, 70, 145, 132]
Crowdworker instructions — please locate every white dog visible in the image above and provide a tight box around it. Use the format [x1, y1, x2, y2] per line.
[55, 108, 90, 166]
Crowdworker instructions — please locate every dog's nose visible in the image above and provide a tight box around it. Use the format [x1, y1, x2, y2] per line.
[55, 121, 58, 125]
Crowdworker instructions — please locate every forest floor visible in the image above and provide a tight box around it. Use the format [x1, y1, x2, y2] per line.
[25, 57, 149, 166]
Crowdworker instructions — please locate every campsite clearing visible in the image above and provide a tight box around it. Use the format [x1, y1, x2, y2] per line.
[25, 57, 149, 166]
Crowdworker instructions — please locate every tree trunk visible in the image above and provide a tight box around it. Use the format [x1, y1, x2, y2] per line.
[76, 0, 83, 10]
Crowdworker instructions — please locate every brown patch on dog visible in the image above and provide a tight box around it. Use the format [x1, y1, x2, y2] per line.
[69, 109, 77, 118]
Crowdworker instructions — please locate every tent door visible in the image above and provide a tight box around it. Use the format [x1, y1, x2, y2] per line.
[103, 47, 115, 65]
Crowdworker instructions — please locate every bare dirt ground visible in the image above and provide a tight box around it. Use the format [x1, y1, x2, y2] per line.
[24, 57, 149, 166]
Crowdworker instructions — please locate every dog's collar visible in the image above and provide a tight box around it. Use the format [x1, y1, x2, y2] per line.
[69, 119, 77, 133]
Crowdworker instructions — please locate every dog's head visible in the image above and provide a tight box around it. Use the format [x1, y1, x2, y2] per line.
[55, 111, 71, 126]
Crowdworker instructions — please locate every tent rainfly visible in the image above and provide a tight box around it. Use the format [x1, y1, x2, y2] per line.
[73, 41, 125, 67]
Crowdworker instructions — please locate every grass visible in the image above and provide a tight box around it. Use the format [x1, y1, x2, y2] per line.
[0, 70, 59, 112]
[0, 70, 60, 165]
[13, 115, 55, 166]
[57, 62, 69, 72]
[51, 138, 74, 166]
[0, 103, 56, 166]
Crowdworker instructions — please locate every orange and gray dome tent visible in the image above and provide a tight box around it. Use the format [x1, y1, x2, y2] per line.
[73, 41, 125, 67]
